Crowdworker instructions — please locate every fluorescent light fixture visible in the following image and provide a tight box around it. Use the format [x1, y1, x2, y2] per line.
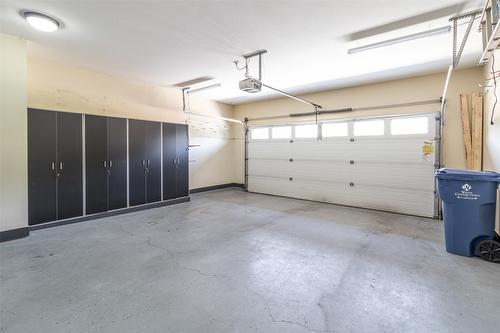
[174, 76, 214, 88]
[187, 83, 221, 94]
[348, 26, 451, 54]
[22, 11, 61, 32]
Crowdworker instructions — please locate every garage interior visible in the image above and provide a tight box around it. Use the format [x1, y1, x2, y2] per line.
[1, 1, 500, 332]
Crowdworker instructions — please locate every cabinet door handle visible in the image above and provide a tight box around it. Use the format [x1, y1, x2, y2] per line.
[59, 162, 63, 170]
[142, 160, 145, 166]
[147, 159, 150, 166]
[51, 162, 55, 170]
[109, 160, 112, 168]
[103, 161, 107, 168]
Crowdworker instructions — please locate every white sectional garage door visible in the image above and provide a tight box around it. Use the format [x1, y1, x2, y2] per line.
[247, 113, 439, 218]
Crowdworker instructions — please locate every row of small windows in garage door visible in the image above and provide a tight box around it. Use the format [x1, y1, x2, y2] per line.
[250, 116, 429, 140]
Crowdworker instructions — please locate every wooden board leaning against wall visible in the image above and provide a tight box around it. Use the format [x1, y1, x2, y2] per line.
[459, 93, 484, 170]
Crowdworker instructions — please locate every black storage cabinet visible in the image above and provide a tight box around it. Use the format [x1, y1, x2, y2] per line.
[129, 119, 161, 206]
[85, 115, 127, 214]
[163, 123, 189, 200]
[28, 109, 189, 227]
[107, 117, 128, 210]
[28, 109, 83, 225]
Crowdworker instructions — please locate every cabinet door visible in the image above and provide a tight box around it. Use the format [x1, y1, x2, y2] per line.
[162, 123, 177, 200]
[145, 121, 161, 203]
[129, 119, 146, 206]
[28, 109, 57, 225]
[85, 115, 108, 214]
[57, 112, 83, 220]
[107, 117, 127, 210]
[176, 124, 189, 197]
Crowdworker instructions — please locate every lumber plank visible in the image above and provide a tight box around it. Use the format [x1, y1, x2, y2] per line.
[471, 93, 483, 170]
[459, 94, 473, 169]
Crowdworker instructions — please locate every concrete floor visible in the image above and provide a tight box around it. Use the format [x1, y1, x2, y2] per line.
[1, 189, 499, 333]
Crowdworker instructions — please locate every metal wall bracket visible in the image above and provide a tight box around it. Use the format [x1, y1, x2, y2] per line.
[450, 9, 482, 68]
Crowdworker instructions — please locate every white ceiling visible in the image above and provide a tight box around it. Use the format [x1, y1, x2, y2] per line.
[0, 0, 485, 104]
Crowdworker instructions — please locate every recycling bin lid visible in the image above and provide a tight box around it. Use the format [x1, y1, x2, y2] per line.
[435, 168, 500, 182]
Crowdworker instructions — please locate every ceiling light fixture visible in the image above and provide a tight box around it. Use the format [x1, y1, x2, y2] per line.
[348, 26, 451, 54]
[22, 11, 61, 32]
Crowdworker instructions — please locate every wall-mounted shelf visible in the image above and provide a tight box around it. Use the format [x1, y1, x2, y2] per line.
[479, 0, 500, 64]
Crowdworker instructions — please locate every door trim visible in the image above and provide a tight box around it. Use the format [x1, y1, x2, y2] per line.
[126, 118, 130, 207]
[82, 114, 86, 216]
[160, 122, 164, 201]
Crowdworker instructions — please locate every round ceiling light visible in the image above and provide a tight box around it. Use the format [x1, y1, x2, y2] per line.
[22, 11, 61, 32]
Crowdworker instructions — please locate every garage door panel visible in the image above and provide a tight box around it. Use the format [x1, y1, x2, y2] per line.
[249, 177, 434, 216]
[247, 175, 295, 196]
[248, 159, 294, 178]
[290, 162, 434, 191]
[348, 139, 436, 163]
[247, 113, 438, 218]
[248, 176, 434, 217]
[289, 141, 354, 161]
[293, 180, 435, 216]
[248, 142, 291, 159]
[289, 139, 436, 165]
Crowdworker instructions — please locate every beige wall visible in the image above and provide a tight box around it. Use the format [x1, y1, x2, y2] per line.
[233, 67, 484, 183]
[27, 57, 242, 190]
[0, 34, 28, 232]
[482, 51, 500, 234]
[482, 51, 500, 172]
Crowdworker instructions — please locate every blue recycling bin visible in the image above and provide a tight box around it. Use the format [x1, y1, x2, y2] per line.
[435, 168, 500, 257]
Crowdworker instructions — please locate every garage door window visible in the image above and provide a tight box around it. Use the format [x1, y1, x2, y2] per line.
[322, 122, 348, 137]
[353, 120, 384, 136]
[272, 126, 292, 139]
[251, 128, 269, 140]
[295, 124, 318, 138]
[391, 117, 428, 135]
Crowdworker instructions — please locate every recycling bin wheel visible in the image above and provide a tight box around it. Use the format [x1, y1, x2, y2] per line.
[476, 239, 500, 263]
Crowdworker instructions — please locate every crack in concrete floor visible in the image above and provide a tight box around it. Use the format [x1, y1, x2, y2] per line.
[124, 226, 335, 332]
